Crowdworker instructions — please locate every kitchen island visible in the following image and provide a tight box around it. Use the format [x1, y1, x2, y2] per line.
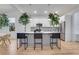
[17, 31, 61, 49]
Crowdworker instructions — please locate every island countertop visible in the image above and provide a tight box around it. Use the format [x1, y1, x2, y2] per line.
[19, 31, 60, 34]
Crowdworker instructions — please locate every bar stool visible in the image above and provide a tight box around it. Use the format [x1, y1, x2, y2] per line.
[50, 33, 60, 49]
[17, 33, 28, 50]
[34, 33, 43, 50]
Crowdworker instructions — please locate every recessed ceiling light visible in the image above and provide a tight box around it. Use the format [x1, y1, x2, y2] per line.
[44, 11, 48, 14]
[30, 19, 32, 20]
[48, 19, 50, 20]
[55, 11, 58, 13]
[34, 10, 37, 14]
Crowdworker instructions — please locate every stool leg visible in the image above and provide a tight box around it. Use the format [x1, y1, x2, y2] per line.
[17, 39, 18, 50]
[59, 39, 61, 49]
[50, 43, 51, 49]
[41, 39, 43, 50]
[50, 38, 51, 49]
[50, 38, 52, 49]
[27, 38, 28, 47]
[55, 39, 57, 47]
[57, 39, 61, 49]
[17, 39, 21, 50]
[25, 38, 28, 50]
[24, 44, 26, 50]
[20, 39, 22, 47]
[24, 39, 26, 50]
[34, 39, 35, 50]
[17, 39, 23, 50]
[51, 44, 53, 49]
[34, 44, 35, 50]
[50, 38, 53, 49]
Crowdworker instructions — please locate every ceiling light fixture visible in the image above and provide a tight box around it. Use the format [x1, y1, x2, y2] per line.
[44, 11, 48, 14]
[34, 10, 37, 14]
[55, 11, 58, 14]
[30, 19, 32, 20]
[48, 19, 50, 21]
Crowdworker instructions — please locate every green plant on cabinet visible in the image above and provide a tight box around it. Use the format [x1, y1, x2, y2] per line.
[48, 13, 60, 27]
[0, 14, 9, 29]
[19, 13, 30, 32]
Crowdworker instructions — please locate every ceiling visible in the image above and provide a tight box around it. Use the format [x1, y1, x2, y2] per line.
[0, 4, 79, 16]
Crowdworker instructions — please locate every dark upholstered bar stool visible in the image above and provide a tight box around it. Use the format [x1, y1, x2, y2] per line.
[50, 33, 60, 49]
[17, 33, 28, 50]
[34, 33, 43, 50]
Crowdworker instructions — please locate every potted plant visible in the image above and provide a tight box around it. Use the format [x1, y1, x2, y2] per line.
[19, 13, 29, 32]
[0, 14, 9, 29]
[48, 13, 60, 27]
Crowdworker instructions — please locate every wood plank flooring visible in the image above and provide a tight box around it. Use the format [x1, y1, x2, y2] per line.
[0, 39, 79, 55]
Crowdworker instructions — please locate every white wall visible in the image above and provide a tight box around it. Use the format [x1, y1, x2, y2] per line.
[62, 11, 79, 42]
[65, 15, 72, 42]
[71, 12, 79, 41]
[60, 15, 72, 42]
[60, 16, 65, 23]
[73, 12, 79, 34]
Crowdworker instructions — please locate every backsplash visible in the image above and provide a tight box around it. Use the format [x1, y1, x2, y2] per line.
[31, 27, 60, 32]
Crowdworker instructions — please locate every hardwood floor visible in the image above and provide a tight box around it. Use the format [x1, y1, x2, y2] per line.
[0, 39, 79, 55]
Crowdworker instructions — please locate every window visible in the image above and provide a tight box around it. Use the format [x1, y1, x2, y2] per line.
[9, 18, 15, 31]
